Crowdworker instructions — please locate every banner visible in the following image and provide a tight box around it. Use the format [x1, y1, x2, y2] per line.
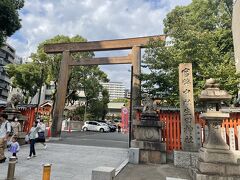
[121, 107, 129, 133]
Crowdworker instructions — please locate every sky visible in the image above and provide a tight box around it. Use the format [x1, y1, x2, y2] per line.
[7, 0, 192, 89]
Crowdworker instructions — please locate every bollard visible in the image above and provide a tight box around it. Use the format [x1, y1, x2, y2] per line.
[42, 164, 52, 180]
[6, 156, 17, 180]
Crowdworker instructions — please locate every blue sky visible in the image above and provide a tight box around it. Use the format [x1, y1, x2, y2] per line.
[7, 0, 192, 88]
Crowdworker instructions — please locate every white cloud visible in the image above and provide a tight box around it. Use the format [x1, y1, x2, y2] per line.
[7, 0, 192, 88]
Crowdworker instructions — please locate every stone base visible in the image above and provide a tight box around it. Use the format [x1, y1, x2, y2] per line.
[189, 166, 240, 180]
[139, 149, 166, 164]
[199, 147, 240, 164]
[91, 167, 115, 180]
[197, 159, 240, 176]
[131, 140, 166, 151]
[131, 140, 166, 164]
[174, 150, 199, 168]
[129, 148, 139, 164]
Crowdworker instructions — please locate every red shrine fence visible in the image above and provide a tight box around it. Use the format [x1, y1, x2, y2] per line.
[157, 110, 240, 152]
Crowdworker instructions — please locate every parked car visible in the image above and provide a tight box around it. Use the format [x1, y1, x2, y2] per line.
[96, 120, 117, 132]
[82, 121, 110, 132]
[113, 119, 122, 128]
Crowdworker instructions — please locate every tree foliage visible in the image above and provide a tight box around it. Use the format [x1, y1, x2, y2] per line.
[6, 62, 46, 103]
[88, 88, 110, 120]
[0, 0, 24, 46]
[142, 0, 240, 106]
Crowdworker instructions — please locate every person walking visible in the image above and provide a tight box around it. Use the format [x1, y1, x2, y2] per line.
[27, 121, 40, 160]
[0, 114, 11, 163]
[8, 136, 20, 160]
[37, 118, 47, 149]
[11, 116, 21, 137]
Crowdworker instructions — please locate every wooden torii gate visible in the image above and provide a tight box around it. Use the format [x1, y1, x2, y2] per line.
[44, 35, 165, 137]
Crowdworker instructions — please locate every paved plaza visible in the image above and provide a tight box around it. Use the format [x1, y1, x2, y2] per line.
[115, 163, 190, 180]
[0, 142, 128, 180]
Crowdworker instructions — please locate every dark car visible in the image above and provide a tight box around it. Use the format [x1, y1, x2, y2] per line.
[96, 120, 117, 132]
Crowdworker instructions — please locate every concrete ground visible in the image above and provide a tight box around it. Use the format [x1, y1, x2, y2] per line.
[55, 131, 128, 148]
[0, 131, 192, 180]
[0, 143, 128, 180]
[115, 163, 191, 180]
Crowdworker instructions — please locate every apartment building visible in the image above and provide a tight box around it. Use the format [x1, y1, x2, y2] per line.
[100, 82, 125, 101]
[0, 44, 16, 103]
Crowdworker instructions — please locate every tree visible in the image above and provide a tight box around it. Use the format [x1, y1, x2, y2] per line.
[0, 0, 24, 46]
[142, 0, 240, 106]
[31, 35, 109, 118]
[111, 98, 128, 104]
[6, 62, 46, 103]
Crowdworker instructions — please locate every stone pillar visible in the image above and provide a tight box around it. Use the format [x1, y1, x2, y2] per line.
[232, 0, 240, 71]
[179, 63, 197, 151]
[51, 51, 71, 137]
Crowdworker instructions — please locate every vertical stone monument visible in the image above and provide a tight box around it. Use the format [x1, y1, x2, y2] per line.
[179, 63, 197, 151]
[190, 78, 240, 180]
[174, 63, 199, 168]
[131, 94, 166, 164]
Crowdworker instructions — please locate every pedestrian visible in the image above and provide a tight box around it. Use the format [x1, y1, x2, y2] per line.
[0, 114, 11, 163]
[11, 116, 21, 137]
[8, 136, 20, 160]
[37, 118, 47, 149]
[117, 124, 121, 133]
[27, 121, 40, 160]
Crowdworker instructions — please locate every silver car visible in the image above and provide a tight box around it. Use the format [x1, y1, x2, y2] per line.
[82, 121, 110, 132]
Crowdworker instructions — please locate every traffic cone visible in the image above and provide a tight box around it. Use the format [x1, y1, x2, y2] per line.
[47, 127, 51, 137]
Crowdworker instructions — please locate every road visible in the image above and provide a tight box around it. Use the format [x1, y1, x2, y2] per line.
[50, 131, 129, 148]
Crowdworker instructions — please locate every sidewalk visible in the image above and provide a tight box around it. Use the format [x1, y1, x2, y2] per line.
[0, 142, 191, 180]
[0, 143, 128, 180]
[115, 163, 191, 180]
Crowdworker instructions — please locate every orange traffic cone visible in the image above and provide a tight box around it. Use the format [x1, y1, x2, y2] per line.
[47, 127, 51, 137]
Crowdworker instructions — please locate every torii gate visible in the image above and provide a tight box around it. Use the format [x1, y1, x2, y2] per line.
[44, 35, 165, 137]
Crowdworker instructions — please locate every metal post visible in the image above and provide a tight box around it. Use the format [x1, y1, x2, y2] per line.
[6, 156, 17, 180]
[129, 65, 133, 148]
[42, 164, 52, 180]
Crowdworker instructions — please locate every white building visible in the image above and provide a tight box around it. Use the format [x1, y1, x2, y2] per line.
[100, 82, 125, 101]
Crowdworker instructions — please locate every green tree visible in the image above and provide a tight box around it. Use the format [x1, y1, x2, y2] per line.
[142, 0, 240, 106]
[31, 35, 109, 118]
[6, 62, 46, 103]
[111, 98, 128, 103]
[0, 0, 24, 46]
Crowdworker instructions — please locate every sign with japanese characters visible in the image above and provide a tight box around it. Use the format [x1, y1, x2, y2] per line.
[179, 63, 197, 151]
[121, 107, 129, 133]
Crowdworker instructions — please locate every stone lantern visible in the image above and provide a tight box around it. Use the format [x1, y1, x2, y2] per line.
[131, 94, 166, 164]
[191, 78, 240, 179]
